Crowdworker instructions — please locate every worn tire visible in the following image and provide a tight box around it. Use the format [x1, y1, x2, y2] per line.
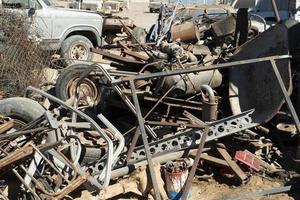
[55, 63, 101, 106]
[60, 35, 94, 66]
[0, 97, 45, 123]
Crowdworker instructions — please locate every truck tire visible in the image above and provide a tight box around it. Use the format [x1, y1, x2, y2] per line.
[60, 35, 94, 66]
[55, 64, 101, 106]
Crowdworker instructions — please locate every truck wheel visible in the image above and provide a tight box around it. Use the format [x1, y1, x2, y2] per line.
[61, 35, 94, 66]
[55, 64, 101, 106]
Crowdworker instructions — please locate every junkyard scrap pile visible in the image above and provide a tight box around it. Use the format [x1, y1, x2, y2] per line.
[2, 2, 300, 200]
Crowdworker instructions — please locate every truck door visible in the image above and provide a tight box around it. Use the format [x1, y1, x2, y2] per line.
[29, 0, 52, 39]
[0, 0, 52, 40]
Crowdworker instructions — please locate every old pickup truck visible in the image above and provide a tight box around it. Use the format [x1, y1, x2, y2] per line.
[0, 0, 133, 65]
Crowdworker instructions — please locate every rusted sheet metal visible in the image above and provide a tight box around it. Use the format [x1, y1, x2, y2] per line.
[229, 21, 296, 124]
[189, 151, 229, 167]
[211, 15, 236, 38]
[171, 22, 200, 42]
[91, 48, 146, 68]
[53, 175, 88, 200]
[0, 145, 35, 169]
[122, 49, 149, 61]
[0, 142, 60, 169]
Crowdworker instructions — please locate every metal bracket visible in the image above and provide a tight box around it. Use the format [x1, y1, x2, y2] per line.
[129, 109, 256, 163]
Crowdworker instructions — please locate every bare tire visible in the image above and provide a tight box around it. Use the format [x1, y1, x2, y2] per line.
[60, 35, 94, 66]
[0, 97, 44, 124]
[55, 64, 101, 106]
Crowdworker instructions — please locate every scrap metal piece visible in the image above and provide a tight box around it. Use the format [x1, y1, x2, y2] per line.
[270, 59, 300, 133]
[111, 150, 198, 179]
[182, 116, 209, 200]
[0, 142, 61, 169]
[235, 150, 260, 172]
[25, 86, 113, 188]
[91, 48, 145, 68]
[271, 0, 280, 22]
[96, 64, 157, 139]
[270, 59, 300, 160]
[129, 109, 256, 163]
[235, 150, 273, 171]
[114, 55, 289, 84]
[217, 147, 248, 182]
[0, 117, 13, 134]
[126, 128, 140, 163]
[10, 142, 89, 200]
[129, 80, 161, 200]
[229, 22, 297, 124]
[201, 85, 218, 122]
[171, 22, 200, 42]
[190, 153, 229, 167]
[192, 45, 211, 56]
[211, 15, 236, 38]
[162, 66, 223, 97]
[44, 111, 59, 129]
[0, 127, 49, 142]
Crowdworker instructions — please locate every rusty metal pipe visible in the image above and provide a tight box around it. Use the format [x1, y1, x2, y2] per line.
[201, 85, 218, 121]
[114, 55, 290, 83]
[201, 85, 215, 103]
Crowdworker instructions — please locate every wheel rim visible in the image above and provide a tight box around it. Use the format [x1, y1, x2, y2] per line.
[67, 78, 100, 106]
[70, 44, 88, 60]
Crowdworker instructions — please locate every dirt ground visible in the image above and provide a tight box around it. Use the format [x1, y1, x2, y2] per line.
[55, 1, 158, 31]
[189, 176, 292, 200]
[118, 3, 158, 31]
[72, 174, 293, 200]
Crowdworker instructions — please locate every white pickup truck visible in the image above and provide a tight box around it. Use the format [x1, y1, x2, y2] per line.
[0, 0, 104, 65]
